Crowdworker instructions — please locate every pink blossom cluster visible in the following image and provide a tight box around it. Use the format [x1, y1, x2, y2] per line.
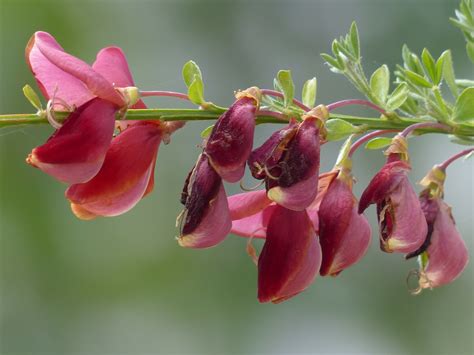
[25, 32, 469, 303]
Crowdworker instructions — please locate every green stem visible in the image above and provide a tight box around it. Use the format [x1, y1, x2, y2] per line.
[0, 109, 473, 136]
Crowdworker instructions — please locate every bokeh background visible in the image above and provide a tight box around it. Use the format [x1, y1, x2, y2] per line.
[1, 0, 473, 354]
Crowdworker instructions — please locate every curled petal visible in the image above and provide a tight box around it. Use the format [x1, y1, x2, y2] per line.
[305, 171, 339, 231]
[27, 98, 116, 184]
[26, 31, 124, 107]
[418, 199, 469, 289]
[206, 96, 257, 182]
[358, 160, 411, 214]
[65, 122, 162, 219]
[258, 206, 321, 303]
[178, 154, 231, 248]
[267, 117, 320, 211]
[377, 177, 427, 253]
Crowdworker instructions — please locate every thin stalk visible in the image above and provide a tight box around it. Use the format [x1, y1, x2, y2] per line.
[327, 99, 386, 115]
[260, 89, 310, 111]
[349, 129, 399, 157]
[140, 90, 190, 101]
[438, 148, 474, 170]
[400, 122, 452, 137]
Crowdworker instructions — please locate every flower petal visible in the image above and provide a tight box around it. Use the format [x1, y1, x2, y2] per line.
[26, 31, 124, 107]
[205, 96, 257, 182]
[258, 206, 321, 303]
[178, 154, 231, 248]
[27, 98, 116, 184]
[267, 117, 320, 211]
[228, 189, 272, 220]
[358, 159, 411, 214]
[377, 176, 427, 253]
[418, 199, 469, 289]
[231, 204, 278, 239]
[65, 122, 162, 219]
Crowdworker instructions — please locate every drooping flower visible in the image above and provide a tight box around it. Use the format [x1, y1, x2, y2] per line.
[248, 106, 327, 211]
[257, 205, 321, 303]
[407, 166, 469, 291]
[205, 88, 259, 183]
[317, 170, 371, 276]
[178, 153, 232, 248]
[359, 136, 427, 254]
[228, 188, 322, 303]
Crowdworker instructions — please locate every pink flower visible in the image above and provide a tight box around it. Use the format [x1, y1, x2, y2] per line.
[26, 31, 174, 218]
[178, 153, 232, 248]
[413, 191, 469, 289]
[205, 88, 259, 183]
[26, 31, 132, 184]
[317, 171, 371, 276]
[359, 157, 427, 253]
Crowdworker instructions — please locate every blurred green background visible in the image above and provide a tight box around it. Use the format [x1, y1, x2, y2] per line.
[0, 0, 472, 354]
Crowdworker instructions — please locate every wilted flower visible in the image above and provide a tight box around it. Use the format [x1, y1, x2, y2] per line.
[248, 106, 327, 211]
[359, 136, 427, 254]
[205, 88, 259, 183]
[408, 166, 469, 292]
[178, 153, 231, 248]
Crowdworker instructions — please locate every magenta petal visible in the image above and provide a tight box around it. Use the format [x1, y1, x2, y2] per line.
[419, 199, 469, 289]
[267, 117, 320, 211]
[319, 178, 371, 275]
[358, 160, 411, 214]
[231, 204, 278, 239]
[205, 96, 257, 182]
[228, 190, 272, 220]
[26, 32, 124, 107]
[65, 122, 162, 219]
[258, 206, 321, 303]
[92, 47, 135, 88]
[179, 154, 231, 248]
[377, 177, 427, 253]
[27, 98, 116, 184]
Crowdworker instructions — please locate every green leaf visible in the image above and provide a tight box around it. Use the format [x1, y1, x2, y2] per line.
[302, 77, 317, 108]
[187, 75, 205, 105]
[452, 87, 474, 125]
[276, 70, 295, 108]
[370, 65, 390, 104]
[325, 119, 358, 141]
[365, 137, 392, 150]
[349, 22, 360, 59]
[200, 124, 214, 138]
[386, 83, 408, 111]
[467, 42, 474, 63]
[182, 60, 202, 88]
[321, 53, 344, 71]
[22, 84, 43, 111]
[449, 134, 474, 146]
[421, 49, 437, 84]
[404, 70, 433, 88]
[439, 50, 458, 97]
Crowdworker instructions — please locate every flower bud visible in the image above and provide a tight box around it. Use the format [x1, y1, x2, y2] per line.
[178, 154, 231, 248]
[205, 88, 259, 183]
